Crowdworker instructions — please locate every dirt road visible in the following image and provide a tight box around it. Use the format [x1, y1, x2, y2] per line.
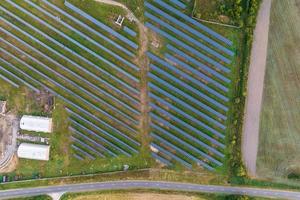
[242, 0, 272, 177]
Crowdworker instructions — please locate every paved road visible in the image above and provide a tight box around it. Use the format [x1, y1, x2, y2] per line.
[1, 180, 300, 200]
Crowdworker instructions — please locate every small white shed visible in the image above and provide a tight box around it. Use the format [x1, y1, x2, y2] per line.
[20, 115, 53, 133]
[17, 143, 50, 161]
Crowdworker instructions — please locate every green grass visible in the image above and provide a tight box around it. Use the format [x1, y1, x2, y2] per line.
[7, 195, 51, 200]
[256, 0, 300, 183]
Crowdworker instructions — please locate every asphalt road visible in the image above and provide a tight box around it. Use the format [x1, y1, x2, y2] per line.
[1, 180, 300, 200]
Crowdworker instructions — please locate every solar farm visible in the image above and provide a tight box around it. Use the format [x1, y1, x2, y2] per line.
[145, 0, 235, 171]
[0, 0, 240, 175]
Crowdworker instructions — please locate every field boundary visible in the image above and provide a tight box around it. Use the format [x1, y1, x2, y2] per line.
[242, 0, 272, 177]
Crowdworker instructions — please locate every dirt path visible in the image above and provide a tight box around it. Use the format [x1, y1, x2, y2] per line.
[242, 0, 272, 177]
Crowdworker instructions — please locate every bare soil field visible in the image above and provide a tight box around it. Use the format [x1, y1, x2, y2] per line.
[71, 193, 206, 200]
[256, 0, 300, 181]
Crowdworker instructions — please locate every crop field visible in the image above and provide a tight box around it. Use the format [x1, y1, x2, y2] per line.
[256, 0, 300, 181]
[145, 0, 241, 172]
[0, 0, 243, 179]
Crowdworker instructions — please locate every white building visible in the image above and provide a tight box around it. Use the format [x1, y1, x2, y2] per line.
[17, 143, 50, 161]
[20, 115, 53, 133]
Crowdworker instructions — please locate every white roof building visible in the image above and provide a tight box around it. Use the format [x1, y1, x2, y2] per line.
[20, 115, 53, 133]
[17, 143, 50, 161]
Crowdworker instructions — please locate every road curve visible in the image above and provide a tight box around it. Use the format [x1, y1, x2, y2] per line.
[1, 180, 300, 200]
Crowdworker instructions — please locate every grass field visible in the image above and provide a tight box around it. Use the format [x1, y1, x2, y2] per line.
[256, 0, 300, 181]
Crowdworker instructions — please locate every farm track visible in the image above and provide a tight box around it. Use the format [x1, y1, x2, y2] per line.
[242, 0, 272, 177]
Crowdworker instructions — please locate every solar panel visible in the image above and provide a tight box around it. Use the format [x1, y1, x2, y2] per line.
[151, 152, 173, 166]
[71, 135, 105, 158]
[73, 154, 84, 160]
[148, 52, 229, 108]
[5, 1, 139, 95]
[169, 0, 186, 9]
[149, 73, 227, 120]
[123, 26, 137, 37]
[69, 126, 117, 157]
[66, 108, 140, 150]
[152, 124, 223, 165]
[71, 121, 131, 157]
[150, 143, 192, 169]
[145, 22, 230, 73]
[0, 33, 138, 132]
[0, 17, 140, 115]
[145, 12, 231, 64]
[41, 0, 135, 57]
[167, 45, 231, 83]
[151, 114, 224, 157]
[149, 61, 228, 112]
[0, 64, 39, 93]
[151, 133, 214, 170]
[150, 103, 225, 146]
[144, 2, 234, 56]
[0, 5, 140, 104]
[71, 144, 96, 160]
[64, 1, 139, 49]
[0, 73, 19, 88]
[24, 0, 139, 72]
[149, 83, 227, 124]
[152, 0, 233, 45]
[150, 92, 226, 131]
[164, 53, 229, 94]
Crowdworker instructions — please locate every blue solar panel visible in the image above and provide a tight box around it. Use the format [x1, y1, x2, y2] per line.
[169, 0, 186, 9]
[73, 154, 84, 160]
[5, 1, 139, 95]
[0, 15, 139, 115]
[151, 152, 173, 166]
[145, 12, 231, 64]
[150, 143, 192, 169]
[0, 56, 41, 92]
[150, 92, 226, 131]
[123, 26, 137, 37]
[151, 114, 224, 157]
[41, 0, 135, 57]
[164, 54, 229, 95]
[144, 2, 234, 56]
[24, 0, 139, 72]
[148, 55, 228, 112]
[0, 72, 19, 88]
[145, 22, 230, 73]
[152, 124, 223, 164]
[0, 64, 39, 92]
[0, 5, 139, 104]
[71, 144, 96, 160]
[151, 103, 225, 147]
[167, 45, 231, 83]
[149, 73, 227, 120]
[70, 126, 117, 157]
[64, 1, 138, 49]
[71, 135, 105, 158]
[0, 30, 139, 130]
[67, 108, 139, 154]
[69, 121, 131, 157]
[149, 83, 227, 124]
[151, 133, 214, 170]
[148, 53, 229, 108]
[152, 0, 233, 46]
